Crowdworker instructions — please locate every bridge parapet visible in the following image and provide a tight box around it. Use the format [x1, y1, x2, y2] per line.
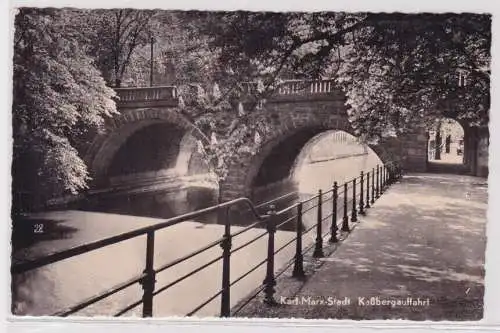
[114, 79, 344, 107]
[114, 86, 179, 108]
[277, 79, 337, 95]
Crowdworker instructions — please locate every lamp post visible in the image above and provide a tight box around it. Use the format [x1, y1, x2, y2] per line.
[150, 36, 154, 87]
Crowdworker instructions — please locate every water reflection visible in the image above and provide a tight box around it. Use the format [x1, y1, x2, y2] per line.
[79, 186, 219, 224]
[69, 142, 382, 232]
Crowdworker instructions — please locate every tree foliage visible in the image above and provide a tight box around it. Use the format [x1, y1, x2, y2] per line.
[13, 8, 118, 211]
[207, 12, 491, 142]
[176, 81, 270, 182]
[79, 9, 157, 87]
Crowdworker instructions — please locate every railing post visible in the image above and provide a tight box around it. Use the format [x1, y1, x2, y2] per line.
[313, 189, 324, 258]
[141, 231, 156, 317]
[263, 205, 277, 305]
[351, 178, 358, 222]
[384, 165, 388, 190]
[292, 202, 305, 278]
[359, 171, 365, 215]
[329, 182, 339, 243]
[371, 167, 375, 205]
[376, 165, 380, 198]
[341, 183, 350, 232]
[380, 165, 384, 191]
[387, 164, 392, 185]
[380, 165, 385, 195]
[365, 172, 371, 209]
[384, 165, 388, 187]
[220, 207, 232, 317]
[385, 165, 388, 187]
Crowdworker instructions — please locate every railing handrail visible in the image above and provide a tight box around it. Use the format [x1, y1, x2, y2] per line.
[114, 85, 177, 91]
[11, 197, 267, 275]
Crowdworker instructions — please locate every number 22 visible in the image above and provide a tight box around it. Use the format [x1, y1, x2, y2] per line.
[33, 224, 44, 234]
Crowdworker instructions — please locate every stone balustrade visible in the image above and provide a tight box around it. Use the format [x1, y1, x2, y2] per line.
[114, 79, 342, 106]
[277, 79, 337, 95]
[114, 86, 179, 107]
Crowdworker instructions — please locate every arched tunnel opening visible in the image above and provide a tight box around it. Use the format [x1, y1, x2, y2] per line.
[426, 117, 469, 174]
[253, 128, 320, 187]
[251, 129, 383, 199]
[249, 129, 383, 231]
[81, 122, 217, 220]
[107, 123, 184, 177]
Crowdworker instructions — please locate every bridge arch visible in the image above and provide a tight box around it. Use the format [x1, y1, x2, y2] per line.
[84, 107, 209, 186]
[219, 106, 399, 202]
[290, 130, 375, 177]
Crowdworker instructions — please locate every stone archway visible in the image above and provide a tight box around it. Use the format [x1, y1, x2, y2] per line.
[83, 107, 208, 187]
[219, 103, 400, 203]
[423, 113, 489, 177]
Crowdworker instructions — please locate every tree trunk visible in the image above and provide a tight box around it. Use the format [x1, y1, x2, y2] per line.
[217, 182, 224, 224]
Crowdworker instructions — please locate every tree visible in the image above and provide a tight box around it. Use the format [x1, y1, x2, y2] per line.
[82, 9, 157, 87]
[118, 11, 221, 87]
[205, 12, 491, 143]
[174, 79, 271, 202]
[12, 8, 118, 212]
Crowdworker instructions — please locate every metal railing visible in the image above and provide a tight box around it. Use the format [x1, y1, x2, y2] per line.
[11, 162, 402, 317]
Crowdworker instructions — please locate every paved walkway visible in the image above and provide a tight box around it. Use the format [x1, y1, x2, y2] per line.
[236, 173, 487, 320]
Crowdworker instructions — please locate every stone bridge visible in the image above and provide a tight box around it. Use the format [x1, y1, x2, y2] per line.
[80, 79, 483, 204]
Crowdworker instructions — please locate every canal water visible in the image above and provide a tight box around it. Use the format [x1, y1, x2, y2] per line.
[11, 133, 383, 317]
